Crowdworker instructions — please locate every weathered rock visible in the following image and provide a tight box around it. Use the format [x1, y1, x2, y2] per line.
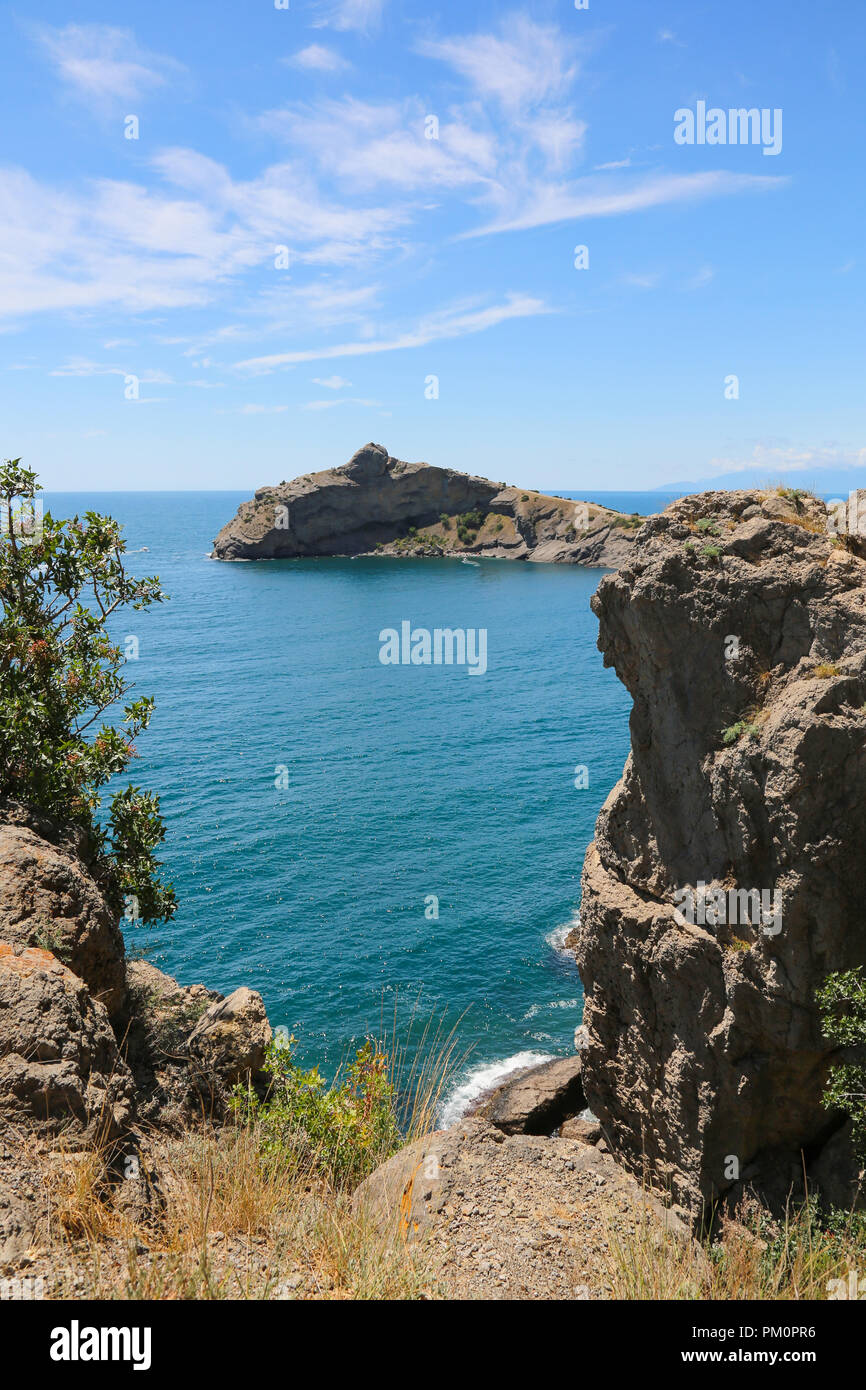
[0, 942, 133, 1141]
[211, 443, 643, 568]
[473, 1055, 585, 1135]
[0, 1175, 39, 1268]
[574, 488, 866, 1226]
[354, 1115, 690, 1298]
[187, 987, 271, 1088]
[559, 1113, 602, 1145]
[120, 960, 222, 1128]
[0, 822, 126, 1017]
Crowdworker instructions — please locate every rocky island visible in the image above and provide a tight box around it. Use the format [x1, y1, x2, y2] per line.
[211, 442, 643, 567]
[3, 479, 865, 1300]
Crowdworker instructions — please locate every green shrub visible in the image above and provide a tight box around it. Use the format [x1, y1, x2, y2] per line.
[695, 518, 719, 535]
[778, 487, 807, 511]
[818, 968, 866, 1163]
[722, 720, 760, 745]
[233, 1036, 402, 1188]
[0, 457, 175, 923]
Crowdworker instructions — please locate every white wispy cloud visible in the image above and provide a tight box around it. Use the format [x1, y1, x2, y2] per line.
[50, 357, 173, 383]
[417, 15, 580, 112]
[460, 170, 787, 238]
[239, 404, 289, 414]
[33, 22, 184, 106]
[234, 293, 548, 372]
[285, 45, 350, 73]
[303, 396, 381, 410]
[621, 272, 661, 290]
[259, 97, 498, 191]
[686, 266, 715, 289]
[704, 443, 866, 478]
[0, 156, 404, 320]
[312, 375, 352, 388]
[313, 0, 385, 33]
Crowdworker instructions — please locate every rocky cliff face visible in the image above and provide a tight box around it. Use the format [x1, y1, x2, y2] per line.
[212, 442, 640, 567]
[574, 488, 866, 1225]
[0, 811, 272, 1265]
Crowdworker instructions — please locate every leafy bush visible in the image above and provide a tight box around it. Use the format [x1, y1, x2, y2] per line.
[778, 486, 807, 512]
[234, 1035, 402, 1188]
[722, 720, 760, 745]
[818, 967, 866, 1162]
[0, 458, 175, 923]
[695, 518, 719, 535]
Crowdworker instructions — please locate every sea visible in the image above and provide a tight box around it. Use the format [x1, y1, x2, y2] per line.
[43, 489, 678, 1119]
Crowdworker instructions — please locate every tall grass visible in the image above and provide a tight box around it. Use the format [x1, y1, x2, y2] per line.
[38, 1007, 464, 1299]
[602, 1191, 866, 1300]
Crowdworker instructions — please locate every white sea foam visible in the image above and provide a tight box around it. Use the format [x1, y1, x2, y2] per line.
[545, 912, 579, 953]
[522, 997, 580, 1021]
[438, 1050, 555, 1128]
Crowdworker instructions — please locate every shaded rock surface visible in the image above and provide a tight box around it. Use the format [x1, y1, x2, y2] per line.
[212, 443, 642, 568]
[0, 942, 133, 1141]
[0, 812, 274, 1241]
[471, 1055, 585, 1135]
[574, 487, 866, 1225]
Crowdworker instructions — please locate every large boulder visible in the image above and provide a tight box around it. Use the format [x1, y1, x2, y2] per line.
[0, 942, 132, 1141]
[353, 1116, 688, 1298]
[0, 822, 125, 1017]
[472, 1056, 585, 1135]
[119, 960, 221, 1128]
[187, 987, 271, 1088]
[575, 490, 866, 1226]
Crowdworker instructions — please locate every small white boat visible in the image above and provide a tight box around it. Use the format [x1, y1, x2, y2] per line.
[461, 557, 480, 568]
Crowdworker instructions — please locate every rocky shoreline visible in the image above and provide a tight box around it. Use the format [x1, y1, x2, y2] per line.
[3, 481, 864, 1296]
[211, 442, 643, 568]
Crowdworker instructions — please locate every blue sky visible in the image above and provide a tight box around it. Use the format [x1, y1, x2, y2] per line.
[1, 0, 863, 492]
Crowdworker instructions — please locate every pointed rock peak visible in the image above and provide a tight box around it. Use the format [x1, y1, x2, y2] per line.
[341, 442, 390, 480]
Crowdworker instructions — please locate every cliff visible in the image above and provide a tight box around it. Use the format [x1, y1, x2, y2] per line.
[0, 809, 271, 1268]
[211, 442, 642, 567]
[573, 487, 866, 1226]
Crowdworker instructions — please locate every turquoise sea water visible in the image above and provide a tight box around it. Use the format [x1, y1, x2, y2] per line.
[45, 490, 658, 1113]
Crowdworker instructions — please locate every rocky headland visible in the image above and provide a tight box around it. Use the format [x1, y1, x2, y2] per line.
[211, 442, 643, 567]
[574, 486, 866, 1228]
[3, 482, 865, 1298]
